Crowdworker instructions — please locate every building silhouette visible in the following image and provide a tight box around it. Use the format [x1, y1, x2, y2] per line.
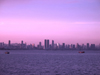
[21, 41, 23, 45]
[87, 43, 89, 49]
[72, 44, 75, 49]
[52, 40, 54, 49]
[8, 40, 11, 46]
[38, 42, 43, 49]
[21, 40, 26, 49]
[44, 39, 49, 49]
[0, 39, 99, 50]
[62, 43, 65, 49]
[91, 44, 95, 49]
[39, 42, 41, 47]
[76, 43, 80, 49]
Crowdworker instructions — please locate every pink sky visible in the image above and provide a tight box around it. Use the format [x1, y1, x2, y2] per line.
[0, 0, 100, 45]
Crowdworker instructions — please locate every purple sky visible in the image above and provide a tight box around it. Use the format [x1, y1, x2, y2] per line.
[0, 0, 100, 45]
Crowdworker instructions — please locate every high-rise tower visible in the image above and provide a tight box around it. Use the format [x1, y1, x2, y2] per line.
[44, 39, 49, 49]
[87, 43, 89, 49]
[8, 40, 11, 46]
[52, 40, 54, 49]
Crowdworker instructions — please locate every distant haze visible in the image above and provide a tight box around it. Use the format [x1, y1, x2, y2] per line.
[0, 0, 100, 45]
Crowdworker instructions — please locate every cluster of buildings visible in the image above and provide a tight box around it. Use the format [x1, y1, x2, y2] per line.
[0, 39, 100, 50]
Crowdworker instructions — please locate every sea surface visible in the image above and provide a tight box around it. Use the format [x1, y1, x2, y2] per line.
[0, 50, 100, 75]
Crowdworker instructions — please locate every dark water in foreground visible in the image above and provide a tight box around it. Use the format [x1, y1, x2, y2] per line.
[0, 50, 100, 75]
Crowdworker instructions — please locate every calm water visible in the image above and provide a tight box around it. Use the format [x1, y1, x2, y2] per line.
[0, 50, 100, 75]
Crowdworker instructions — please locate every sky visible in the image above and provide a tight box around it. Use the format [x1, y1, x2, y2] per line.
[0, 0, 100, 45]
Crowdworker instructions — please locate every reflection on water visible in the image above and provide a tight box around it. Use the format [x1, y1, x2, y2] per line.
[0, 50, 100, 75]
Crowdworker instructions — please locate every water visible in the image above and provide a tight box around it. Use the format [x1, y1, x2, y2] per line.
[0, 50, 100, 75]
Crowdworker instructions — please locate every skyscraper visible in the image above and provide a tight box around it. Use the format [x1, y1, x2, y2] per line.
[44, 39, 49, 49]
[76, 43, 80, 49]
[62, 43, 65, 49]
[38, 42, 42, 49]
[91, 44, 95, 49]
[8, 40, 11, 46]
[87, 43, 89, 49]
[52, 40, 54, 49]
[21, 41, 23, 45]
[39, 42, 41, 46]
[72, 44, 75, 49]
[21, 40, 23, 49]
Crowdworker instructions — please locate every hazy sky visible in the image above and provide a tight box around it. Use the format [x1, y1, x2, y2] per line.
[0, 0, 100, 45]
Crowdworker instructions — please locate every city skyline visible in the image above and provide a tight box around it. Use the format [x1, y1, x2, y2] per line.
[0, 39, 99, 50]
[0, 39, 100, 46]
[0, 0, 100, 45]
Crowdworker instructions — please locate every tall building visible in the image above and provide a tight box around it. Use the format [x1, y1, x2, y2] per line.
[91, 44, 95, 49]
[44, 39, 49, 49]
[0, 43, 2, 47]
[76, 43, 80, 49]
[39, 42, 41, 46]
[38, 42, 42, 49]
[62, 43, 65, 49]
[67, 45, 70, 49]
[21, 40, 24, 49]
[8, 40, 11, 46]
[72, 44, 75, 49]
[87, 43, 89, 49]
[21, 41, 23, 45]
[52, 40, 54, 49]
[71, 44, 73, 49]
[82, 44, 85, 49]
